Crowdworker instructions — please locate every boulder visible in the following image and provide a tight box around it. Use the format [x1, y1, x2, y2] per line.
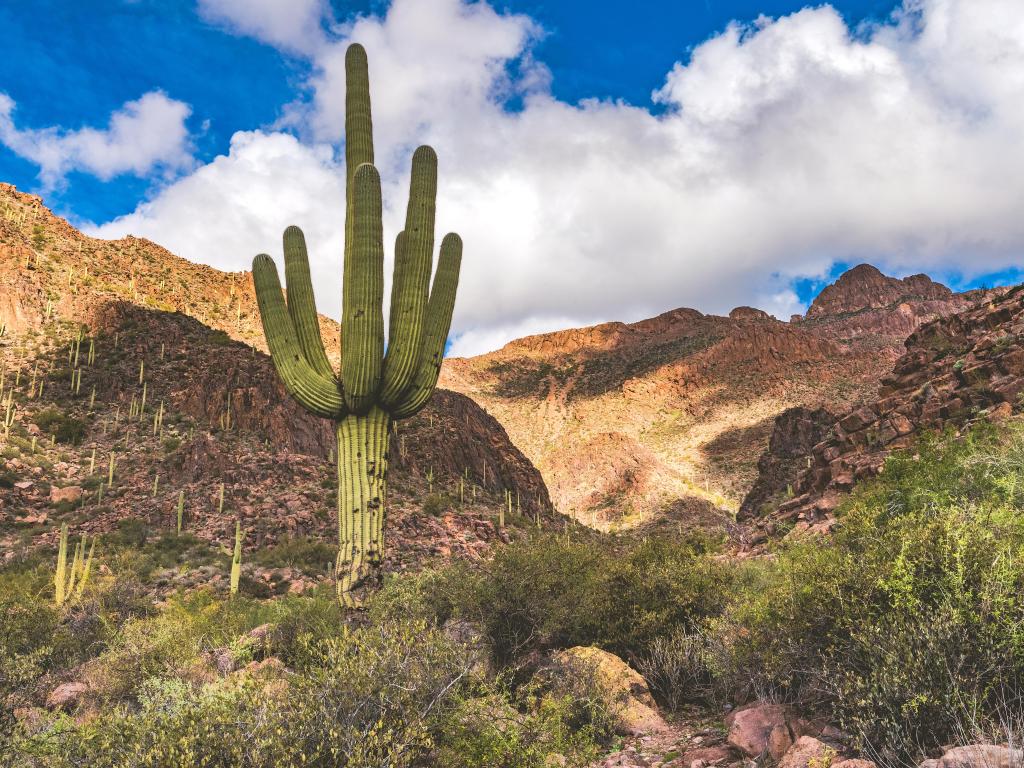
[550, 646, 668, 736]
[931, 745, 1022, 768]
[49, 485, 82, 504]
[46, 681, 88, 711]
[726, 702, 800, 760]
[779, 736, 836, 768]
[834, 760, 877, 768]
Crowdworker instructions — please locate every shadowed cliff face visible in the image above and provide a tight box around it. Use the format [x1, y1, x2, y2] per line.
[442, 264, 984, 528]
[0, 183, 554, 567]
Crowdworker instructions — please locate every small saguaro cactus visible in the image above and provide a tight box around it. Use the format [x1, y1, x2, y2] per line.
[252, 43, 462, 606]
[230, 520, 242, 597]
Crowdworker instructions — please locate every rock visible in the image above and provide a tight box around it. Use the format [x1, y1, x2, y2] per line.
[726, 702, 800, 761]
[50, 485, 82, 504]
[550, 646, 668, 736]
[934, 745, 1021, 768]
[46, 681, 88, 710]
[833, 760, 876, 768]
[779, 736, 835, 768]
[15, 511, 47, 524]
[14, 480, 33, 490]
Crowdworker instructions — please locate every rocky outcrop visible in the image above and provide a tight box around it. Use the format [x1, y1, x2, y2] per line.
[805, 265, 955, 319]
[739, 407, 835, 520]
[726, 702, 804, 761]
[773, 285, 1024, 528]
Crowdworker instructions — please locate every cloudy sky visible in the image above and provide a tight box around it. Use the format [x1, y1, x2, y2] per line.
[1, 0, 1022, 356]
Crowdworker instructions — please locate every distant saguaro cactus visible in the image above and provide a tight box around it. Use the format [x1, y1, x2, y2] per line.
[252, 43, 462, 606]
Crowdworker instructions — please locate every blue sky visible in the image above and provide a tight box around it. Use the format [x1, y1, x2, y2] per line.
[1, 0, 1022, 354]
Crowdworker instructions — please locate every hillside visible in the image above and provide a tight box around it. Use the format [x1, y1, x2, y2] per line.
[441, 263, 974, 527]
[746, 282, 1024, 537]
[0, 183, 556, 586]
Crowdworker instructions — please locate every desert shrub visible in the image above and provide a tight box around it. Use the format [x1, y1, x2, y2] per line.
[33, 407, 87, 445]
[14, 619, 477, 767]
[422, 492, 448, 516]
[253, 535, 336, 574]
[435, 676, 616, 768]
[444, 533, 729, 668]
[634, 625, 716, 711]
[713, 422, 1024, 759]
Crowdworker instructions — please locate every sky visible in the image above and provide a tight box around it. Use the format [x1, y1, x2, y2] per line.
[1, 0, 1022, 356]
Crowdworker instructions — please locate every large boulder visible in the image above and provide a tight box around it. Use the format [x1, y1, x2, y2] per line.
[726, 702, 801, 761]
[779, 736, 837, 768]
[922, 745, 1023, 768]
[549, 646, 668, 736]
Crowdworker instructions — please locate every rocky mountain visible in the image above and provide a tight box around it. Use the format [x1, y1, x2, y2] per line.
[441, 264, 976, 527]
[749, 283, 1024, 537]
[0, 184, 554, 578]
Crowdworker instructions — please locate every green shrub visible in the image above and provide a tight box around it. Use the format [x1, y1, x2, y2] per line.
[444, 533, 729, 668]
[253, 536, 336, 574]
[713, 422, 1024, 758]
[33, 407, 87, 445]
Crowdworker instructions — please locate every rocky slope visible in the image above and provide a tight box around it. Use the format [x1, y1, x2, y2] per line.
[0, 183, 555, 578]
[442, 264, 974, 527]
[754, 283, 1024, 535]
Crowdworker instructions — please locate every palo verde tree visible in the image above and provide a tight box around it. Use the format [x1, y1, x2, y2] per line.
[252, 43, 462, 606]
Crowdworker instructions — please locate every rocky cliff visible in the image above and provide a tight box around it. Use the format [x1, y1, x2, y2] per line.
[758, 284, 1024, 535]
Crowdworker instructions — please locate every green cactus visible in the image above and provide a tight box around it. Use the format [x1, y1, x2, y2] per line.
[230, 520, 242, 597]
[54, 523, 95, 607]
[252, 43, 462, 606]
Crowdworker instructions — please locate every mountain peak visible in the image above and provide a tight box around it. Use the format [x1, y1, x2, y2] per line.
[805, 263, 953, 319]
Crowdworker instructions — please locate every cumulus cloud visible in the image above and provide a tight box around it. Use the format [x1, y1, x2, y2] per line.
[90, 0, 1024, 356]
[197, 0, 328, 54]
[0, 91, 193, 187]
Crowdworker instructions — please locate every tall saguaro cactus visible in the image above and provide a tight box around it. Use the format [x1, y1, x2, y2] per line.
[252, 43, 462, 606]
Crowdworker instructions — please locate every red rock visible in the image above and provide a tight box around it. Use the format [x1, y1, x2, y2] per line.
[50, 485, 82, 504]
[779, 737, 835, 768]
[46, 682, 88, 710]
[726, 702, 799, 760]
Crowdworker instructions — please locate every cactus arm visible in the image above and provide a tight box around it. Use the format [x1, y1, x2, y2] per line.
[253, 254, 347, 419]
[343, 42, 374, 363]
[391, 232, 462, 419]
[283, 226, 336, 380]
[342, 163, 385, 413]
[380, 146, 437, 408]
[344, 44, 374, 185]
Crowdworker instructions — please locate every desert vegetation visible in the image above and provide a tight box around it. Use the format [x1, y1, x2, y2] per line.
[5, 419, 1024, 766]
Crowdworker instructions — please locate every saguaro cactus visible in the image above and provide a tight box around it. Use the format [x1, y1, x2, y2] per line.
[252, 43, 462, 606]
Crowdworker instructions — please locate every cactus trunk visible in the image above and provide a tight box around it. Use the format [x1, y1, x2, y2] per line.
[336, 407, 390, 605]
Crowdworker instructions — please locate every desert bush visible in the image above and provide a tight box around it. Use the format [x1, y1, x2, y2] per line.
[33, 407, 87, 445]
[634, 625, 716, 711]
[713, 422, 1024, 759]
[444, 533, 729, 668]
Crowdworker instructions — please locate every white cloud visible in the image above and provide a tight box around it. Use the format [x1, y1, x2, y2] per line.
[197, 0, 328, 54]
[0, 91, 193, 187]
[90, 0, 1024, 356]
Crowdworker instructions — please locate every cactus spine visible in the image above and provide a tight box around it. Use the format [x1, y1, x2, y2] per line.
[251, 44, 462, 606]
